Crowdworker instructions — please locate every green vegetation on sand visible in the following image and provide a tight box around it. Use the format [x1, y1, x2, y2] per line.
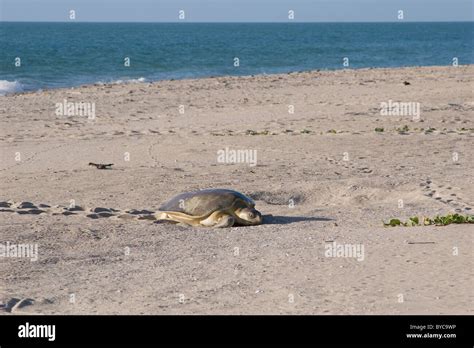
[384, 213, 474, 227]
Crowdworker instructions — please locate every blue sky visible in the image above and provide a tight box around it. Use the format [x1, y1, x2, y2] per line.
[0, 0, 472, 22]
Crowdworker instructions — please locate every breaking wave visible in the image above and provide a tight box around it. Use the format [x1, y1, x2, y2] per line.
[0, 80, 24, 96]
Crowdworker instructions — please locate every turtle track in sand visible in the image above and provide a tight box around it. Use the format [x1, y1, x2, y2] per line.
[0, 200, 157, 221]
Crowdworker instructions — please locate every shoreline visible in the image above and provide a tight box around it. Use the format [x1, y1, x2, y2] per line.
[2, 64, 472, 97]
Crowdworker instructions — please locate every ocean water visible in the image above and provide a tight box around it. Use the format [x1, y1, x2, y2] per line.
[0, 22, 473, 94]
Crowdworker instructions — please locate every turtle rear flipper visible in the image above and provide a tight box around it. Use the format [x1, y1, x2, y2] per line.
[155, 211, 203, 227]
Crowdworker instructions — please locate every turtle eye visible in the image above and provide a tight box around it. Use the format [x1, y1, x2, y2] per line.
[248, 212, 255, 219]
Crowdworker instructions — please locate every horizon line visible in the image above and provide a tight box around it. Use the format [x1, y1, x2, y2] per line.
[0, 20, 473, 24]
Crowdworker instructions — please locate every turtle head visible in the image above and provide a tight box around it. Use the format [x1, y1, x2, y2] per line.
[235, 207, 262, 225]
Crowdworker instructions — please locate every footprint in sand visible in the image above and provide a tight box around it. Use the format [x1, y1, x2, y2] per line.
[16, 209, 46, 215]
[87, 212, 116, 219]
[17, 202, 37, 209]
[325, 157, 374, 175]
[50, 204, 86, 216]
[68, 206, 85, 211]
[0, 201, 15, 212]
[7, 201, 47, 215]
[87, 207, 123, 219]
[0, 298, 35, 313]
[420, 179, 472, 212]
[126, 209, 155, 215]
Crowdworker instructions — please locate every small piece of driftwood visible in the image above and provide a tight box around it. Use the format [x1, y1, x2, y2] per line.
[89, 162, 114, 170]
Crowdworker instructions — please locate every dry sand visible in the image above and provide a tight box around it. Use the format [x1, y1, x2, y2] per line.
[0, 65, 473, 314]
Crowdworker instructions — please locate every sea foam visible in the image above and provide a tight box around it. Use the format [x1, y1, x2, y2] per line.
[0, 80, 24, 96]
[96, 77, 147, 85]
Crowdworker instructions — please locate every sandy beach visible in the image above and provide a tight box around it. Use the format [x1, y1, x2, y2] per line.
[0, 65, 473, 314]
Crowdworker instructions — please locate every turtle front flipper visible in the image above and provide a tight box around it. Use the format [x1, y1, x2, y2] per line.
[212, 214, 235, 228]
[200, 211, 235, 228]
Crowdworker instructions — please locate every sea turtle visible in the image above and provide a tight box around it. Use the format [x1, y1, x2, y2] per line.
[156, 189, 262, 228]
